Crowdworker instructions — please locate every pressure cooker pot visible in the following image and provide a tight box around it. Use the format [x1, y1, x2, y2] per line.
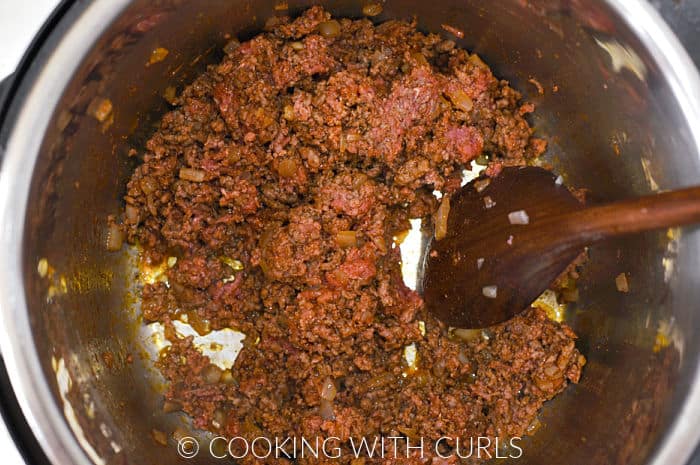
[0, 1, 699, 464]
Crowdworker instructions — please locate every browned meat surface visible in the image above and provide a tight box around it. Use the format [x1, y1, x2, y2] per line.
[123, 7, 584, 463]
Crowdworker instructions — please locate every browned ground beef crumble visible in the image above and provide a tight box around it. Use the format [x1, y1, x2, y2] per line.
[123, 7, 585, 464]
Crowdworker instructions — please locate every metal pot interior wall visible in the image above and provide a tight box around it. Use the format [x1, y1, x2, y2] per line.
[16, 0, 700, 464]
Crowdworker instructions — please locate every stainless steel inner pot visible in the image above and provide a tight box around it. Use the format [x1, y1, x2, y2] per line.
[1, 1, 700, 464]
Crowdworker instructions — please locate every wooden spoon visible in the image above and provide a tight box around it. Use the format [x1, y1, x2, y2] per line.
[423, 166, 700, 329]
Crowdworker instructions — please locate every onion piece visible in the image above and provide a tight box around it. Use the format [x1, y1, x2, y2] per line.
[162, 400, 182, 413]
[283, 105, 295, 120]
[140, 176, 158, 195]
[179, 168, 206, 182]
[362, 3, 383, 16]
[482, 285, 498, 299]
[453, 328, 481, 342]
[151, 429, 168, 446]
[220, 370, 235, 384]
[125, 204, 139, 223]
[435, 196, 451, 241]
[555, 175, 564, 186]
[335, 230, 357, 248]
[148, 47, 169, 65]
[483, 196, 496, 209]
[220, 256, 244, 271]
[277, 158, 298, 178]
[37, 258, 49, 278]
[476, 257, 485, 270]
[319, 399, 335, 420]
[468, 53, 488, 69]
[319, 20, 341, 38]
[508, 210, 530, 225]
[445, 88, 473, 112]
[507, 235, 514, 245]
[320, 377, 337, 401]
[106, 223, 124, 251]
[163, 86, 177, 105]
[211, 409, 226, 430]
[202, 364, 222, 384]
[87, 97, 113, 122]
[615, 273, 630, 293]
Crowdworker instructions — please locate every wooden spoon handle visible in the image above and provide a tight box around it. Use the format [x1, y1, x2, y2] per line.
[553, 186, 700, 244]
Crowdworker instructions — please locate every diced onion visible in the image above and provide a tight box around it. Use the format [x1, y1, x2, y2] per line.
[526, 418, 542, 434]
[410, 51, 429, 68]
[482, 285, 498, 299]
[179, 167, 206, 182]
[172, 427, 189, 443]
[319, 399, 335, 420]
[320, 377, 337, 401]
[278, 158, 298, 178]
[365, 373, 393, 390]
[87, 97, 113, 122]
[483, 196, 496, 209]
[162, 400, 182, 413]
[148, 47, 169, 65]
[212, 409, 226, 429]
[469, 54, 488, 69]
[140, 176, 158, 195]
[555, 175, 564, 186]
[220, 370, 235, 384]
[336, 230, 357, 248]
[283, 105, 295, 120]
[453, 328, 481, 342]
[507, 235, 514, 245]
[290, 41, 304, 50]
[476, 258, 484, 270]
[435, 196, 450, 241]
[319, 20, 341, 38]
[615, 273, 630, 293]
[163, 86, 177, 105]
[106, 223, 124, 252]
[202, 364, 222, 384]
[445, 88, 473, 112]
[393, 229, 410, 245]
[151, 429, 168, 446]
[125, 204, 139, 223]
[37, 258, 49, 278]
[508, 210, 530, 225]
[362, 3, 383, 16]
[220, 256, 244, 271]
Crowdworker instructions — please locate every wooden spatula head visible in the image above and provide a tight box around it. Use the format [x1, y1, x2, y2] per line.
[423, 166, 583, 329]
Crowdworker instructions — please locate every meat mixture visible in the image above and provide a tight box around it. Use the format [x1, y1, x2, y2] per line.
[123, 7, 585, 463]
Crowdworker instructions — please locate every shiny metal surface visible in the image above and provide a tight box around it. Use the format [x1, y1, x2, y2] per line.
[0, 1, 699, 464]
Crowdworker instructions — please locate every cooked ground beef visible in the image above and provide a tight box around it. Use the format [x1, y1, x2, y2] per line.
[124, 7, 584, 463]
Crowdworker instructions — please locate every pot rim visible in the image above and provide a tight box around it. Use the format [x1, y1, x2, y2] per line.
[0, 1, 699, 464]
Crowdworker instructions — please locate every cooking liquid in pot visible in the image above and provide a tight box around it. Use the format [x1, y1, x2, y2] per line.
[122, 7, 585, 462]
